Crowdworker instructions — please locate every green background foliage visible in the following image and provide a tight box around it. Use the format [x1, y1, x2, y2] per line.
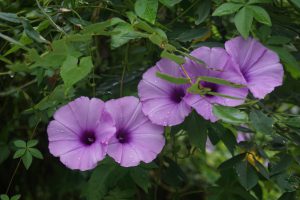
[0, 0, 300, 199]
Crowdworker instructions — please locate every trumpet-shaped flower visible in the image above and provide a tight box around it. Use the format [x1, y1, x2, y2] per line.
[105, 96, 165, 167]
[47, 97, 116, 171]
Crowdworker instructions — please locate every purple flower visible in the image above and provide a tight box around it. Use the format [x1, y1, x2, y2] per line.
[105, 96, 165, 167]
[237, 132, 251, 143]
[225, 36, 284, 99]
[183, 47, 248, 122]
[47, 97, 116, 171]
[138, 58, 192, 126]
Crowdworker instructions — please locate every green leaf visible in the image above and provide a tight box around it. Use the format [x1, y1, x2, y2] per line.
[156, 71, 190, 84]
[149, 33, 166, 46]
[14, 140, 26, 148]
[0, 143, 10, 164]
[22, 150, 33, 170]
[81, 18, 124, 35]
[60, 56, 93, 88]
[27, 139, 38, 147]
[218, 153, 246, 170]
[248, 5, 271, 26]
[28, 148, 43, 159]
[162, 157, 187, 187]
[266, 36, 291, 45]
[285, 117, 300, 128]
[0, 194, 9, 200]
[213, 105, 249, 124]
[0, 33, 30, 52]
[185, 111, 208, 152]
[248, 0, 272, 4]
[0, 12, 20, 23]
[83, 162, 121, 200]
[21, 18, 49, 44]
[130, 167, 151, 192]
[212, 3, 243, 16]
[160, 50, 185, 65]
[194, 0, 211, 25]
[10, 194, 21, 200]
[135, 0, 158, 24]
[13, 149, 26, 159]
[31, 85, 71, 111]
[176, 27, 210, 42]
[159, 0, 182, 7]
[198, 76, 245, 88]
[111, 23, 141, 49]
[209, 123, 237, 155]
[270, 153, 293, 175]
[268, 46, 300, 79]
[235, 160, 259, 190]
[278, 192, 296, 200]
[104, 188, 135, 200]
[289, 0, 300, 8]
[253, 158, 269, 179]
[249, 110, 274, 134]
[234, 7, 253, 38]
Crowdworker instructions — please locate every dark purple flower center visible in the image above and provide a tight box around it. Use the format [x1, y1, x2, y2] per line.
[170, 88, 185, 103]
[80, 131, 96, 145]
[201, 81, 219, 97]
[116, 129, 131, 144]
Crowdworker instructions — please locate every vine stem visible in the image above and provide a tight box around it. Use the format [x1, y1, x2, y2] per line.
[5, 159, 21, 194]
[35, 0, 67, 35]
[120, 43, 129, 97]
[5, 116, 41, 195]
[180, 64, 193, 84]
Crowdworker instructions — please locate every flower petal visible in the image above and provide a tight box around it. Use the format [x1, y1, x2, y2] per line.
[184, 94, 217, 122]
[225, 36, 284, 98]
[138, 59, 191, 126]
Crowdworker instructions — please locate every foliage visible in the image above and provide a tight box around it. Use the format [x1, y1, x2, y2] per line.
[0, 0, 300, 199]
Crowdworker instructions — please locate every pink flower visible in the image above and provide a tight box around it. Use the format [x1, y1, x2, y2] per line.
[138, 58, 192, 126]
[47, 97, 116, 171]
[225, 36, 284, 99]
[105, 96, 165, 167]
[183, 47, 248, 122]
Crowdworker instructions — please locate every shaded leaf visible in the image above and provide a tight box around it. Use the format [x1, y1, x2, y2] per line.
[235, 160, 259, 190]
[0, 12, 20, 23]
[21, 18, 49, 44]
[249, 110, 274, 134]
[159, 0, 182, 7]
[130, 167, 151, 192]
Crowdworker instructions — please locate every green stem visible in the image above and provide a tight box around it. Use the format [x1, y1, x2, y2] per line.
[35, 0, 67, 35]
[120, 43, 129, 97]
